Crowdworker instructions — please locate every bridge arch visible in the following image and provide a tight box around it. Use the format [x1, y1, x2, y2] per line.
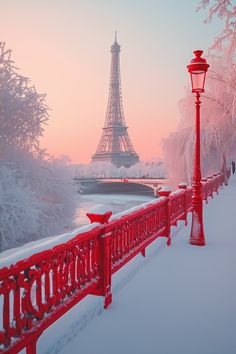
[93, 181, 156, 196]
[76, 178, 164, 196]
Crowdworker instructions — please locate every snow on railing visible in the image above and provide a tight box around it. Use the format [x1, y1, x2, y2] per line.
[0, 170, 230, 353]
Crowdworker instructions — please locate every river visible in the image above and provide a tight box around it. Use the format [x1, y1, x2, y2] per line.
[76, 193, 154, 226]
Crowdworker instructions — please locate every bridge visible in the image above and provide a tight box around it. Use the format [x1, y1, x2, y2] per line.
[75, 177, 166, 196]
[0, 170, 230, 354]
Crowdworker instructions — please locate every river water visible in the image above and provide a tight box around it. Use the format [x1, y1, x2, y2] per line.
[76, 193, 154, 226]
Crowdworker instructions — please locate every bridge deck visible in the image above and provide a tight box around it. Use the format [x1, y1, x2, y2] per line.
[39, 175, 236, 354]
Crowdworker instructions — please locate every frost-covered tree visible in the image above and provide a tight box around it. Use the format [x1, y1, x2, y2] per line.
[162, 1, 236, 185]
[0, 43, 77, 252]
[197, 0, 236, 57]
[0, 42, 48, 155]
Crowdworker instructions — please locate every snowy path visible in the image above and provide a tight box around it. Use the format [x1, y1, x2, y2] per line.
[38, 176, 236, 354]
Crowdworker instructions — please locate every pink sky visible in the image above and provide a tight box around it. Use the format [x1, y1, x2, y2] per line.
[1, 1, 223, 163]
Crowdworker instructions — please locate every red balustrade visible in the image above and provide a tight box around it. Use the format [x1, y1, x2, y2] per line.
[0, 170, 230, 353]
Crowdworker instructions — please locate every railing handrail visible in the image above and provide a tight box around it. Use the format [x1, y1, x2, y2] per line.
[0, 226, 102, 279]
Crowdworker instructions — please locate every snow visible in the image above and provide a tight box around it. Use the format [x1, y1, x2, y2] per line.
[178, 182, 188, 188]
[87, 204, 112, 214]
[0, 194, 155, 268]
[159, 185, 171, 192]
[110, 197, 165, 220]
[34, 175, 236, 354]
[76, 193, 154, 225]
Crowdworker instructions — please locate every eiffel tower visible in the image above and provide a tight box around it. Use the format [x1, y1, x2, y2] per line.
[92, 34, 139, 167]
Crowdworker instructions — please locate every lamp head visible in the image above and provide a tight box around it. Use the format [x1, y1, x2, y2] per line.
[187, 50, 209, 93]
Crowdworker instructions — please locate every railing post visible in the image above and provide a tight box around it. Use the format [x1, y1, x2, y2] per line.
[223, 170, 228, 186]
[225, 168, 229, 184]
[100, 232, 112, 309]
[158, 189, 171, 246]
[201, 177, 208, 204]
[178, 183, 188, 225]
[86, 209, 113, 309]
[26, 336, 39, 354]
[207, 176, 213, 198]
[141, 249, 146, 257]
[217, 172, 221, 188]
[213, 173, 218, 194]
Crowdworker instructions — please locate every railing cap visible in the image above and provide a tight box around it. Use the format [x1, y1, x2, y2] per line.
[159, 188, 171, 197]
[87, 211, 112, 224]
[178, 182, 188, 189]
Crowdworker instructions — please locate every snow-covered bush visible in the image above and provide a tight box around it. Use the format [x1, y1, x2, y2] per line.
[0, 149, 77, 252]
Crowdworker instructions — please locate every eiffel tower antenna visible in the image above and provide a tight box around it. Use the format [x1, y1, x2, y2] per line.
[92, 36, 139, 167]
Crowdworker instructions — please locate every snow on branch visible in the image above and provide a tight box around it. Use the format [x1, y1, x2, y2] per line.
[197, 1, 236, 56]
[0, 42, 49, 156]
[197, 0, 232, 22]
[0, 43, 77, 252]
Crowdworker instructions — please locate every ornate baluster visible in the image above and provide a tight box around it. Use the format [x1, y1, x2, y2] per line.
[158, 191, 171, 246]
[69, 249, 77, 292]
[35, 266, 43, 318]
[88, 240, 94, 281]
[52, 259, 60, 305]
[43, 261, 51, 312]
[100, 232, 112, 309]
[82, 242, 88, 283]
[62, 252, 70, 297]
[13, 275, 22, 335]
[94, 238, 100, 278]
[2, 280, 10, 347]
[76, 251, 82, 289]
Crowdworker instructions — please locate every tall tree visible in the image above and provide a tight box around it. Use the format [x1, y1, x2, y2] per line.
[198, 0, 236, 58]
[162, 1, 236, 185]
[0, 43, 77, 252]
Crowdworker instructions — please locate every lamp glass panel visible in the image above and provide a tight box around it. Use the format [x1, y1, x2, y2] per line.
[191, 71, 206, 92]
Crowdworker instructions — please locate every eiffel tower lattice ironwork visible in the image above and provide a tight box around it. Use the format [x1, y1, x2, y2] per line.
[92, 35, 139, 167]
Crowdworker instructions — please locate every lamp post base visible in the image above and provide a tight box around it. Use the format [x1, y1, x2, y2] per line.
[190, 238, 205, 246]
[190, 206, 205, 246]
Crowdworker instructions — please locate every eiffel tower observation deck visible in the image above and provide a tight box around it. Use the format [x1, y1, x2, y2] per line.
[92, 34, 139, 168]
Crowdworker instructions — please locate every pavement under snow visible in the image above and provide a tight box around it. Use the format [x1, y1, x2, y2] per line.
[37, 175, 236, 354]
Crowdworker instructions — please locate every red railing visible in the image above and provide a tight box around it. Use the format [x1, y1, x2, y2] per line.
[0, 170, 230, 353]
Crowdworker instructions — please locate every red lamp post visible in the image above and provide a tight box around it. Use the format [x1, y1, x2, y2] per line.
[187, 50, 209, 246]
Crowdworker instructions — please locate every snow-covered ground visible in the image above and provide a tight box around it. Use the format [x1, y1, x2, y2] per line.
[35, 175, 236, 354]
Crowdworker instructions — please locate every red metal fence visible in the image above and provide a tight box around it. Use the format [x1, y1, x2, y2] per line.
[0, 170, 230, 353]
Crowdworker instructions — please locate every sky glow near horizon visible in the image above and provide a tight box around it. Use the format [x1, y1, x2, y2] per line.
[1, 0, 223, 163]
